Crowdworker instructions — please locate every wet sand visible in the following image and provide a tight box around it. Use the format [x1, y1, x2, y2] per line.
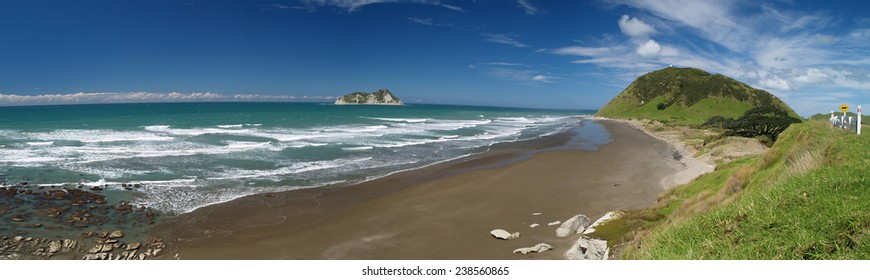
[153, 120, 681, 259]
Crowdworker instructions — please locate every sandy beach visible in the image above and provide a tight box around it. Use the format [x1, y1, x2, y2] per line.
[152, 120, 688, 259]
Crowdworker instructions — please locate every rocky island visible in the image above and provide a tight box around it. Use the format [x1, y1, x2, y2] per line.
[335, 89, 404, 105]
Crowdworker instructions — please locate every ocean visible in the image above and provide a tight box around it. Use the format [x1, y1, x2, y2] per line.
[0, 102, 595, 214]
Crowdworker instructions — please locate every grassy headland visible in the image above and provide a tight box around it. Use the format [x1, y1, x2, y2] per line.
[597, 121, 870, 259]
[593, 67, 869, 259]
[597, 67, 799, 126]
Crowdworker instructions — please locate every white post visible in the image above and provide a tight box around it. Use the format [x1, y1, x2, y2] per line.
[859, 105, 863, 135]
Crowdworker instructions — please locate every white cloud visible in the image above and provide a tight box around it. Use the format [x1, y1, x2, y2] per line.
[301, 0, 465, 12]
[551, 46, 611, 57]
[482, 33, 529, 48]
[792, 68, 829, 84]
[570, 56, 661, 69]
[480, 62, 525, 66]
[0, 92, 335, 106]
[517, 0, 542, 15]
[758, 77, 792, 91]
[618, 15, 656, 38]
[635, 39, 661, 59]
[610, 0, 749, 51]
[440, 4, 464, 12]
[406, 17, 433, 26]
[473, 64, 553, 85]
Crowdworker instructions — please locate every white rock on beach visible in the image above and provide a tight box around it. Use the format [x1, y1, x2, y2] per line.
[555, 214, 591, 237]
[547, 221, 561, 226]
[532, 213, 542, 216]
[513, 243, 553, 255]
[582, 211, 623, 235]
[565, 236, 609, 260]
[490, 229, 521, 240]
[529, 223, 540, 228]
[47, 240, 61, 254]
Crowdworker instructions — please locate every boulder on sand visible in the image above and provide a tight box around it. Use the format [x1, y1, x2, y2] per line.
[513, 243, 553, 255]
[490, 229, 521, 240]
[565, 236, 608, 260]
[555, 214, 591, 237]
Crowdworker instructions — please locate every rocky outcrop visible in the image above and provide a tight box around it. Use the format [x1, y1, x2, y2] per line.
[565, 236, 609, 260]
[490, 229, 521, 240]
[513, 243, 553, 255]
[335, 89, 404, 105]
[555, 214, 591, 237]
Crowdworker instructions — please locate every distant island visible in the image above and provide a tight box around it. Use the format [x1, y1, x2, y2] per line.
[335, 89, 404, 105]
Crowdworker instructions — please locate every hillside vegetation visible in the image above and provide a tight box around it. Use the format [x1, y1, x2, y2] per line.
[596, 67, 799, 125]
[592, 121, 870, 259]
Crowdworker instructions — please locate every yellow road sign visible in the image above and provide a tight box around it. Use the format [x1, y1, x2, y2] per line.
[841, 104, 849, 112]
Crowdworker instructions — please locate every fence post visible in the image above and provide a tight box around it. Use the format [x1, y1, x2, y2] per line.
[859, 105, 863, 135]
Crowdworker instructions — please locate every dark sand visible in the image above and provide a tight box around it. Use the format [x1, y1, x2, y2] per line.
[153, 120, 679, 259]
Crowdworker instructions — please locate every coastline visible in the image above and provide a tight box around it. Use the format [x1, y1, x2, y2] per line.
[591, 117, 716, 190]
[150, 119, 695, 259]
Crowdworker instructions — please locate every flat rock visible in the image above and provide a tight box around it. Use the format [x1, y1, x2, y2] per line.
[529, 223, 540, 228]
[108, 230, 123, 238]
[490, 229, 520, 240]
[547, 221, 561, 226]
[513, 243, 553, 255]
[532, 213, 542, 216]
[556, 214, 591, 237]
[126, 241, 141, 251]
[87, 244, 103, 254]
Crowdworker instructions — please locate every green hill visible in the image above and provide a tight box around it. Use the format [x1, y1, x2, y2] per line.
[596, 67, 799, 125]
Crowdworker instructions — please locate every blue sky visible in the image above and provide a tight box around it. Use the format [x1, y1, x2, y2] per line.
[1, 0, 869, 116]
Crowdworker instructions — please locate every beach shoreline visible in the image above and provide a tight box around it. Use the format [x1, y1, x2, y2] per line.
[591, 117, 716, 190]
[149, 119, 699, 260]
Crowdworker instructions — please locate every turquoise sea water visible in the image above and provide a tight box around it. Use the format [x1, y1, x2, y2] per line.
[0, 102, 594, 213]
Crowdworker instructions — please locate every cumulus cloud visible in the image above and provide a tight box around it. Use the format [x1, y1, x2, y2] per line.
[0, 92, 335, 106]
[618, 15, 656, 38]
[532, 75, 548, 81]
[792, 68, 829, 84]
[635, 39, 662, 59]
[758, 77, 792, 91]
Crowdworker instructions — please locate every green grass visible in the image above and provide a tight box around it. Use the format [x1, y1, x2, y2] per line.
[615, 121, 870, 259]
[605, 96, 755, 126]
[588, 158, 751, 249]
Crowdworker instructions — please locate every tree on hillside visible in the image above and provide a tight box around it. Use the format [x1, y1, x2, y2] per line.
[723, 105, 801, 142]
[702, 115, 733, 128]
